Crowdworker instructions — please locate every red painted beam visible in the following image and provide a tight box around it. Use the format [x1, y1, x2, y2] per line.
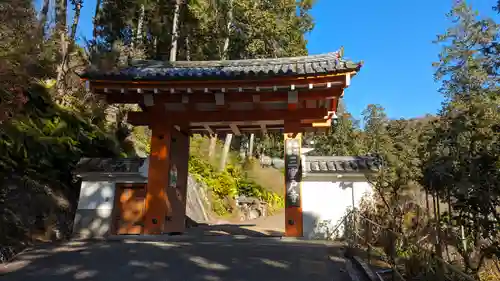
[127, 108, 329, 126]
[104, 88, 343, 104]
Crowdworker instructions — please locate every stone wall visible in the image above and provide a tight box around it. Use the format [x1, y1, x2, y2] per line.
[185, 175, 212, 225]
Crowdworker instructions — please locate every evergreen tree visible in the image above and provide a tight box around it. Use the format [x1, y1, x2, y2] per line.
[423, 1, 500, 275]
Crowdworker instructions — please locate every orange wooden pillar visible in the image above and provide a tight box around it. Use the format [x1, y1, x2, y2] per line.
[143, 117, 172, 235]
[284, 121, 303, 237]
[164, 127, 190, 233]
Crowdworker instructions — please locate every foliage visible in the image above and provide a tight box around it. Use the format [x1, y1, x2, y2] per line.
[189, 135, 284, 215]
[310, 113, 365, 156]
[253, 132, 285, 158]
[297, 4, 499, 279]
[0, 81, 124, 250]
[92, 0, 314, 62]
[0, 0, 145, 256]
[340, 2, 500, 280]
[0, 0, 55, 122]
[421, 1, 500, 275]
[2, 0, 498, 279]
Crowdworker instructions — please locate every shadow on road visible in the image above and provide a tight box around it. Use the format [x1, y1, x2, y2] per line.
[1, 214, 355, 281]
[185, 223, 284, 237]
[1, 236, 349, 281]
[184, 214, 285, 237]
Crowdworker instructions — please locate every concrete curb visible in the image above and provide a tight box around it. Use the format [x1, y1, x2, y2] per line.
[332, 245, 367, 281]
[71, 235, 347, 250]
[345, 259, 364, 281]
[106, 234, 284, 242]
[352, 255, 379, 281]
[72, 234, 329, 243]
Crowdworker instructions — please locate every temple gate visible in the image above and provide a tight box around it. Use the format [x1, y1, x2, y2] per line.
[80, 50, 362, 237]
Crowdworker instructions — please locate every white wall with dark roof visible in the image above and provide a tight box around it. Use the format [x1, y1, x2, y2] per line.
[72, 157, 213, 238]
[302, 180, 374, 240]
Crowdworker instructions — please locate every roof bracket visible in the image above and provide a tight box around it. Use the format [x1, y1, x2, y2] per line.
[260, 123, 267, 134]
[345, 73, 351, 87]
[203, 124, 214, 135]
[288, 91, 298, 110]
[215, 93, 225, 106]
[325, 111, 337, 120]
[143, 94, 154, 106]
[229, 124, 241, 136]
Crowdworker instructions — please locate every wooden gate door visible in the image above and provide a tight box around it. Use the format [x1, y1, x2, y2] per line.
[113, 184, 147, 235]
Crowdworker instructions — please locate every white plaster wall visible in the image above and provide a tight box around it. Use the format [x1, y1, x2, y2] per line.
[302, 180, 373, 240]
[73, 181, 116, 238]
[77, 181, 115, 211]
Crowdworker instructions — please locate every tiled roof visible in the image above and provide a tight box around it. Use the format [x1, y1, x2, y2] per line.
[79, 51, 362, 81]
[304, 156, 381, 174]
[74, 155, 380, 176]
[74, 158, 145, 174]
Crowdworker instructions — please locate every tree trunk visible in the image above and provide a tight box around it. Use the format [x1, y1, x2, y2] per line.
[238, 136, 247, 159]
[208, 134, 218, 161]
[185, 31, 191, 61]
[38, 0, 50, 36]
[135, 4, 145, 47]
[69, 1, 82, 42]
[222, 0, 233, 60]
[220, 134, 233, 171]
[55, 0, 68, 97]
[218, 0, 234, 168]
[433, 190, 445, 281]
[249, 133, 255, 158]
[92, 0, 102, 43]
[55, 0, 82, 103]
[169, 0, 181, 62]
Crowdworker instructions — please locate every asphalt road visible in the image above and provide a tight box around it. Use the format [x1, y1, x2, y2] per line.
[1, 238, 352, 281]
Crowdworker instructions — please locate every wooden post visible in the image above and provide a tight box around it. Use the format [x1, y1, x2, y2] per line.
[284, 121, 303, 237]
[433, 189, 445, 281]
[351, 182, 358, 246]
[366, 220, 372, 265]
[143, 113, 172, 234]
[389, 229, 397, 281]
[164, 127, 190, 233]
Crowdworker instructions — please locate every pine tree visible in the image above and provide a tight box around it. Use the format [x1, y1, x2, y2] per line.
[423, 1, 500, 275]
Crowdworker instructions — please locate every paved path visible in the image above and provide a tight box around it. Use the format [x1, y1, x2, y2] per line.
[249, 210, 285, 231]
[1, 238, 351, 281]
[209, 211, 285, 235]
[1, 212, 357, 281]
[194, 213, 285, 237]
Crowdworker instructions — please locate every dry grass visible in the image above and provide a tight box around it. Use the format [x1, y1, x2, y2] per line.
[479, 258, 500, 281]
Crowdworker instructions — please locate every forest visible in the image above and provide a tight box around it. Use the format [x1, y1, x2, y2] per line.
[0, 0, 499, 280]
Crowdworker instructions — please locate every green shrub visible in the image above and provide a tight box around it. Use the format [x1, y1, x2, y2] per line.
[188, 150, 284, 215]
[0, 84, 124, 247]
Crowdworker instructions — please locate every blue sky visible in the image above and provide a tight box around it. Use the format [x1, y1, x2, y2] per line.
[306, 0, 498, 119]
[37, 0, 498, 120]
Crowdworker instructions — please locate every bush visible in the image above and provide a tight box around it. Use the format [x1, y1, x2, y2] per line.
[188, 150, 284, 215]
[0, 84, 123, 253]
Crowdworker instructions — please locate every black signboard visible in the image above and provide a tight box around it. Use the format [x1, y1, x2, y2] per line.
[285, 138, 301, 208]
